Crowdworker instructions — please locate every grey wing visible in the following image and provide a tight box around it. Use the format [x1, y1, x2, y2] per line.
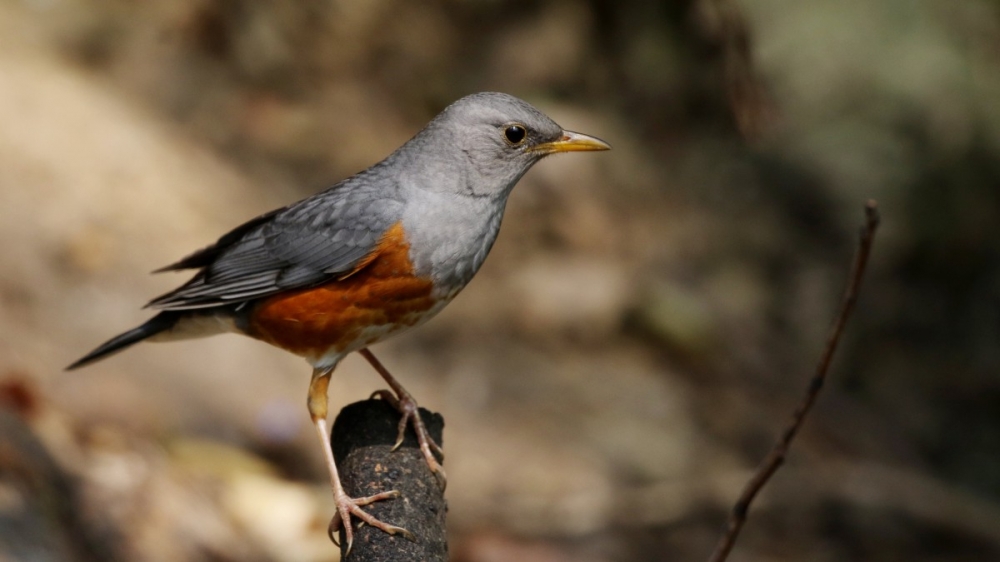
[147, 185, 403, 310]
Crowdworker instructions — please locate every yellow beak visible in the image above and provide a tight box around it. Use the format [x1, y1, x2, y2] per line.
[531, 130, 611, 154]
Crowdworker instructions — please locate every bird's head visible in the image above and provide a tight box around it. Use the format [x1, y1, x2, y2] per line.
[406, 92, 610, 198]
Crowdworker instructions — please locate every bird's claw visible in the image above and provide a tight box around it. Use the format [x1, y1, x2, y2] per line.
[371, 388, 448, 490]
[327, 489, 412, 556]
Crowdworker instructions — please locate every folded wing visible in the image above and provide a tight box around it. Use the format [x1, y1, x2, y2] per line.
[147, 182, 402, 310]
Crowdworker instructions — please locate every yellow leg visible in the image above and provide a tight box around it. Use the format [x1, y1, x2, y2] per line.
[308, 367, 413, 555]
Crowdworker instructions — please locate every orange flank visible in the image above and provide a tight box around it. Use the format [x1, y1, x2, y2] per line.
[248, 222, 437, 359]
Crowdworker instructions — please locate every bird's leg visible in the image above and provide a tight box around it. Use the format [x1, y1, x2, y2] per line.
[308, 367, 414, 555]
[358, 348, 447, 490]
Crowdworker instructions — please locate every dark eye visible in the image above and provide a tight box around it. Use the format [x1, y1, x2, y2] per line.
[503, 124, 527, 145]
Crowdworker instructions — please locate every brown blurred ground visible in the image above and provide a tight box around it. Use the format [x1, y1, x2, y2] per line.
[1, 0, 1000, 560]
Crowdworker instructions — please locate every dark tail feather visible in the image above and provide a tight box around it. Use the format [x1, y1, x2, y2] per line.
[66, 312, 180, 370]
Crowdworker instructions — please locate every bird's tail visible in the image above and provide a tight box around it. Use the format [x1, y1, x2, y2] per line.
[66, 312, 180, 370]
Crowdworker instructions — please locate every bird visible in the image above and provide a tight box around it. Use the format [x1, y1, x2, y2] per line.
[68, 92, 610, 552]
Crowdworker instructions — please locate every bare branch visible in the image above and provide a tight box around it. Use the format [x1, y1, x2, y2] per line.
[708, 200, 881, 562]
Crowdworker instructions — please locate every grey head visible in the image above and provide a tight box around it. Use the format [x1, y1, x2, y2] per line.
[392, 92, 610, 198]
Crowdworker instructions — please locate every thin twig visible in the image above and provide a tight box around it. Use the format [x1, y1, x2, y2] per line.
[707, 200, 881, 562]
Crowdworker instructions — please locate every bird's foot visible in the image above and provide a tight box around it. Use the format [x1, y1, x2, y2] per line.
[371, 388, 447, 490]
[328, 489, 415, 556]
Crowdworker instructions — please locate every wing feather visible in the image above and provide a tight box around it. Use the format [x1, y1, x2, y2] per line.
[146, 178, 403, 310]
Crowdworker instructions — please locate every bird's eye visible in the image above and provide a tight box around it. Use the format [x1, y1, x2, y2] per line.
[503, 124, 527, 145]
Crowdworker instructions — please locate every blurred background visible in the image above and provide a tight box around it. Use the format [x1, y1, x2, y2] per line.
[1, 0, 999, 560]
